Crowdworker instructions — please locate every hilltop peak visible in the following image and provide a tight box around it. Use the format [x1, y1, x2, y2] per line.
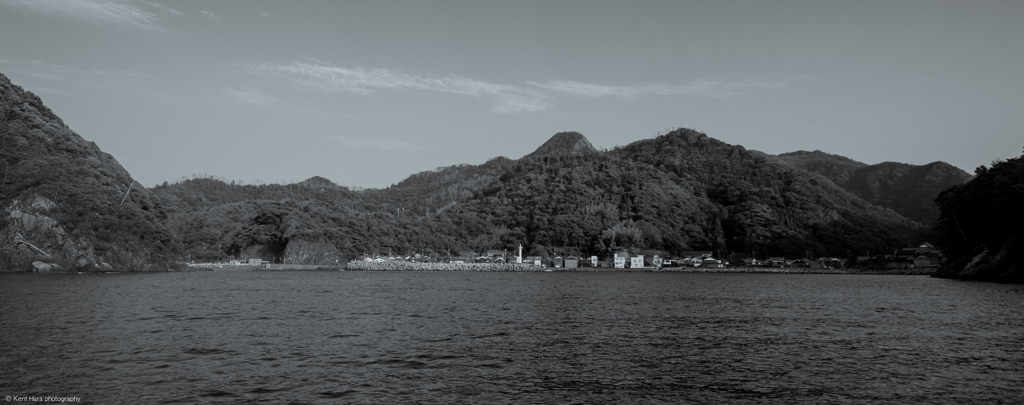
[528, 132, 598, 158]
[300, 176, 338, 187]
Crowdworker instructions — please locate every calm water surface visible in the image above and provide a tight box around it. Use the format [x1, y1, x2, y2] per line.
[1, 271, 1022, 404]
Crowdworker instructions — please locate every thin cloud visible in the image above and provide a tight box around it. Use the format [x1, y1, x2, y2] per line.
[198, 10, 219, 19]
[236, 61, 789, 113]
[238, 61, 551, 114]
[25, 60, 150, 81]
[21, 84, 79, 97]
[0, 0, 167, 31]
[225, 86, 357, 119]
[17, 70, 68, 81]
[224, 87, 280, 105]
[328, 135, 419, 151]
[531, 78, 789, 99]
[142, 1, 183, 17]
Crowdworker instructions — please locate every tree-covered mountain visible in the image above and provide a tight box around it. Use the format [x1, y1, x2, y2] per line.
[776, 150, 868, 185]
[610, 132, 918, 257]
[841, 162, 973, 224]
[526, 131, 599, 158]
[932, 151, 1024, 283]
[777, 151, 972, 224]
[359, 156, 518, 213]
[2, 72, 961, 271]
[153, 130, 926, 265]
[0, 73, 179, 271]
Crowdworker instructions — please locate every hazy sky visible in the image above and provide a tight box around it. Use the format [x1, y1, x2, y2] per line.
[1, 1, 1021, 188]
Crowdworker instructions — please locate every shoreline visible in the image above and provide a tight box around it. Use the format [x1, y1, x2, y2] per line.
[0, 264, 936, 276]
[343, 261, 936, 275]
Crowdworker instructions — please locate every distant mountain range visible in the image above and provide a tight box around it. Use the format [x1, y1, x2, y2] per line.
[776, 150, 972, 224]
[0, 72, 977, 271]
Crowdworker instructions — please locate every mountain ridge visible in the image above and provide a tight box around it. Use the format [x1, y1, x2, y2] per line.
[151, 129, 929, 264]
[1, 72, 972, 270]
[777, 150, 972, 224]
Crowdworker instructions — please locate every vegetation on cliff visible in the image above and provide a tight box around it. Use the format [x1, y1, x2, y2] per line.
[0, 73, 179, 271]
[932, 149, 1024, 283]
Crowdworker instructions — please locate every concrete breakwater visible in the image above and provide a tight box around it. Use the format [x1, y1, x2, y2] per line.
[659, 267, 846, 274]
[346, 261, 546, 272]
[263, 264, 344, 271]
[345, 262, 920, 275]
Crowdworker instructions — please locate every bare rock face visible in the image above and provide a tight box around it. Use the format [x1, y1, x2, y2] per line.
[32, 261, 52, 273]
[283, 238, 344, 265]
[6, 195, 90, 271]
[0, 72, 180, 271]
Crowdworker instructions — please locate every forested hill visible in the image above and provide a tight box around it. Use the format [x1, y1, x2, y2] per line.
[932, 149, 1024, 283]
[776, 150, 868, 185]
[149, 128, 936, 264]
[777, 151, 972, 224]
[604, 131, 917, 256]
[0, 73, 178, 271]
[360, 156, 517, 212]
[0, 67, 949, 270]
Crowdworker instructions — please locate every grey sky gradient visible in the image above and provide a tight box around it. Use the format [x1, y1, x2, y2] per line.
[1, 0, 1021, 188]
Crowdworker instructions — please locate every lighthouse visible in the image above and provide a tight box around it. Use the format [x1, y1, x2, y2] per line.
[517, 244, 523, 264]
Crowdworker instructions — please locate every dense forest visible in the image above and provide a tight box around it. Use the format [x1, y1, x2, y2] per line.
[777, 150, 973, 224]
[0, 74, 178, 271]
[1, 71, 987, 272]
[932, 149, 1024, 282]
[149, 130, 927, 266]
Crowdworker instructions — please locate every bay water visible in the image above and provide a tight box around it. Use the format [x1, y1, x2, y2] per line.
[2, 271, 1022, 403]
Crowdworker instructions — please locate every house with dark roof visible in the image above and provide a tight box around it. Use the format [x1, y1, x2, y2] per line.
[485, 249, 507, 261]
[699, 257, 721, 267]
[612, 250, 630, 268]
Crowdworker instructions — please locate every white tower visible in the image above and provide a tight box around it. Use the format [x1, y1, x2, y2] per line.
[517, 244, 523, 263]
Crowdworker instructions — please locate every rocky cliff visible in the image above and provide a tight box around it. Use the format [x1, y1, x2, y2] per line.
[0, 73, 179, 272]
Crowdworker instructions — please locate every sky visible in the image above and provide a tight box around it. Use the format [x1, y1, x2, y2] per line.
[1, 0, 1021, 189]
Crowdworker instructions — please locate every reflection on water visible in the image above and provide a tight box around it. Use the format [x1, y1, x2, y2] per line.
[1, 272, 1022, 403]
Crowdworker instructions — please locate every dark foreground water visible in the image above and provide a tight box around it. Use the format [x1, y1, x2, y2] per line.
[1, 271, 1022, 404]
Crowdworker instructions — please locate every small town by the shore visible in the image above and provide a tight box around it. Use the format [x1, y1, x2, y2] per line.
[180, 242, 942, 275]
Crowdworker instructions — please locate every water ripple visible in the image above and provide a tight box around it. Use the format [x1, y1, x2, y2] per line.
[1, 272, 1023, 403]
